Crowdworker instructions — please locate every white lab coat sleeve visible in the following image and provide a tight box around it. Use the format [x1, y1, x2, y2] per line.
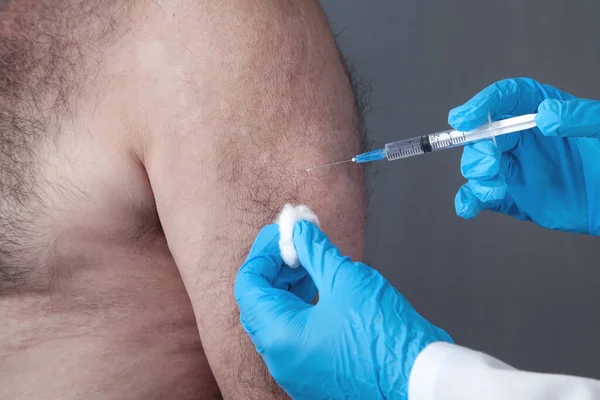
[408, 342, 600, 400]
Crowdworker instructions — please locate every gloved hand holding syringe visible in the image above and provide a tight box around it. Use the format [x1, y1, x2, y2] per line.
[306, 113, 537, 171]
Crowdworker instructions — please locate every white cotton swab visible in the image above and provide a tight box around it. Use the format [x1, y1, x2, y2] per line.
[275, 204, 320, 268]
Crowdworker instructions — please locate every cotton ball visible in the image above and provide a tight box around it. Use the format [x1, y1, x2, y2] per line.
[276, 204, 320, 268]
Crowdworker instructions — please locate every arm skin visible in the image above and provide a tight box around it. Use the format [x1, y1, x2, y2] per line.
[142, 1, 366, 398]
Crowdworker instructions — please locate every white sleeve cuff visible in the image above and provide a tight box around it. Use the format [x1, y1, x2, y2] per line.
[408, 342, 461, 400]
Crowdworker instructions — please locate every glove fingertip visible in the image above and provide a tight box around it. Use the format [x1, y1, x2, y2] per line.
[537, 98, 561, 113]
[235, 252, 283, 303]
[454, 187, 480, 220]
[536, 99, 563, 136]
[460, 141, 500, 179]
[447, 106, 465, 125]
[292, 220, 320, 251]
[293, 220, 349, 291]
[256, 223, 280, 240]
[244, 224, 281, 261]
[294, 219, 319, 234]
[470, 178, 507, 203]
[448, 106, 487, 131]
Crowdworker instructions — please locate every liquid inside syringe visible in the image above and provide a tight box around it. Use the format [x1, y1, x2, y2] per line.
[306, 114, 537, 172]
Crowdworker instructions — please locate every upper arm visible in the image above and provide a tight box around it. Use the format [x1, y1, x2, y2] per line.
[144, 1, 366, 397]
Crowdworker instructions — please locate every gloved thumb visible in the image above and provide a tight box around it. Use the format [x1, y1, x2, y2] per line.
[536, 98, 600, 138]
[292, 221, 354, 297]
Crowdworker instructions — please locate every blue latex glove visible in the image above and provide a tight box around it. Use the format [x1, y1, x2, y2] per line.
[234, 222, 452, 400]
[449, 77, 600, 234]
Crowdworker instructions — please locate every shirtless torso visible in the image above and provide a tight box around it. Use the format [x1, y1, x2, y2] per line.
[0, 1, 365, 399]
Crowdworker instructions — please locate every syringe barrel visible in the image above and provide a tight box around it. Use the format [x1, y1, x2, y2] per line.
[382, 114, 537, 162]
[383, 136, 430, 160]
[427, 128, 475, 151]
[428, 113, 538, 152]
[383, 128, 492, 161]
[383, 128, 496, 161]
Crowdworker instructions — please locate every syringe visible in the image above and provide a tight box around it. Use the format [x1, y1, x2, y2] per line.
[306, 114, 537, 172]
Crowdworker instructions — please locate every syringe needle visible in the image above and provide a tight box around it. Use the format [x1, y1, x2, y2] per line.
[306, 159, 354, 172]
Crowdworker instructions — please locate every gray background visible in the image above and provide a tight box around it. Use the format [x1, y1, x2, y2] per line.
[322, 0, 600, 379]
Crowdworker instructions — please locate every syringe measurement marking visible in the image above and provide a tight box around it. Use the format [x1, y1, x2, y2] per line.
[431, 133, 467, 150]
[389, 146, 424, 159]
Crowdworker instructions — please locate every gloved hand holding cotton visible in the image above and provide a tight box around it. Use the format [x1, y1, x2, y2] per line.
[235, 206, 452, 400]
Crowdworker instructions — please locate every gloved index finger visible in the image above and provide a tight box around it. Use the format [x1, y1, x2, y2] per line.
[235, 224, 283, 300]
[448, 78, 550, 132]
[235, 224, 308, 328]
